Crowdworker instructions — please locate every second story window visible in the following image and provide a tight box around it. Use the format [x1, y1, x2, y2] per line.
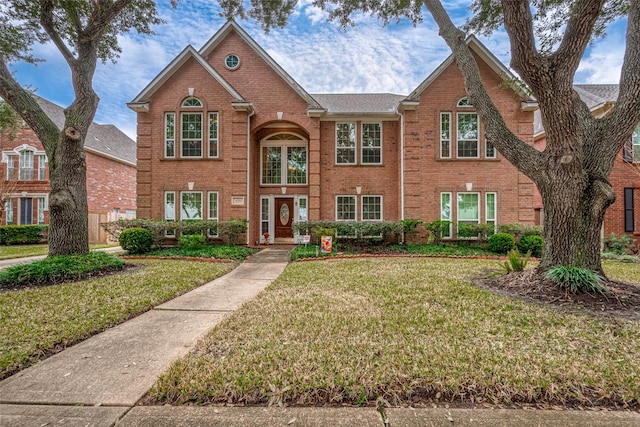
[165, 113, 175, 158]
[336, 123, 356, 164]
[362, 123, 382, 164]
[181, 112, 203, 158]
[19, 150, 34, 180]
[457, 113, 479, 158]
[261, 133, 307, 186]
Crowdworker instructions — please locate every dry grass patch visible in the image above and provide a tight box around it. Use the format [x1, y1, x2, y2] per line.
[0, 259, 234, 379]
[151, 258, 640, 409]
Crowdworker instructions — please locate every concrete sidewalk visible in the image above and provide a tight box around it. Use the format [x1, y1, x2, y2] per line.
[1, 248, 639, 426]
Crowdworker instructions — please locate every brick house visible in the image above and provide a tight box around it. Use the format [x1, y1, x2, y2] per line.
[534, 85, 640, 246]
[1, 96, 136, 232]
[128, 21, 539, 245]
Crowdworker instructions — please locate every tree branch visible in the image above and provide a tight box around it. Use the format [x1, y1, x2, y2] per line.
[605, 0, 640, 157]
[422, 0, 544, 181]
[38, 0, 76, 65]
[0, 57, 59, 152]
[549, 0, 606, 77]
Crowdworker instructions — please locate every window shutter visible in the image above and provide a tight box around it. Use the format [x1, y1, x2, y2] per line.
[623, 139, 633, 163]
[624, 188, 634, 232]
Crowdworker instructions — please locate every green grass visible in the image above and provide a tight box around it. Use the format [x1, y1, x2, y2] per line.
[0, 244, 119, 260]
[152, 258, 640, 408]
[0, 252, 125, 288]
[144, 245, 259, 261]
[291, 242, 497, 260]
[0, 259, 235, 379]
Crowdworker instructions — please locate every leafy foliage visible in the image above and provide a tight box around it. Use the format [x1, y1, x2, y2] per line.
[146, 245, 258, 261]
[603, 233, 635, 255]
[119, 227, 153, 255]
[488, 232, 515, 254]
[497, 223, 543, 240]
[0, 225, 48, 245]
[179, 234, 207, 250]
[0, 252, 124, 288]
[401, 219, 423, 232]
[457, 222, 495, 241]
[518, 235, 544, 258]
[0, 101, 21, 139]
[292, 221, 403, 243]
[423, 220, 452, 243]
[546, 266, 607, 295]
[501, 249, 530, 273]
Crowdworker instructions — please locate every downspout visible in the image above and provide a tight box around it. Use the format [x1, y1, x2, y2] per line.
[400, 111, 405, 243]
[246, 109, 255, 245]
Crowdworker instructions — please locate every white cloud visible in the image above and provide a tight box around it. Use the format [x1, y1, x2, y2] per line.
[576, 38, 624, 84]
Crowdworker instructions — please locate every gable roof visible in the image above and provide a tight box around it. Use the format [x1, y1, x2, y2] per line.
[533, 84, 619, 137]
[311, 93, 406, 117]
[405, 35, 537, 108]
[127, 45, 245, 112]
[199, 20, 322, 109]
[35, 96, 136, 165]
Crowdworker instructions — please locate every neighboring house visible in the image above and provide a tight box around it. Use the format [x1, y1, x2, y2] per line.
[534, 85, 640, 245]
[128, 20, 538, 245]
[0, 96, 137, 239]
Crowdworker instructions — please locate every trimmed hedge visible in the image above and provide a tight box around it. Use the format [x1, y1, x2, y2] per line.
[119, 228, 154, 254]
[0, 225, 48, 245]
[488, 232, 516, 254]
[518, 234, 544, 258]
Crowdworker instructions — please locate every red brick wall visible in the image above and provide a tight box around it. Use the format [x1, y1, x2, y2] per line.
[403, 56, 535, 235]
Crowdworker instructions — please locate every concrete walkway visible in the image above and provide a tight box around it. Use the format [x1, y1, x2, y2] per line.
[1, 248, 639, 426]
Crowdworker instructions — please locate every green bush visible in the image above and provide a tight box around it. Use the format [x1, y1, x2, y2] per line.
[488, 232, 515, 254]
[457, 223, 495, 241]
[501, 249, 530, 273]
[603, 233, 634, 255]
[0, 225, 48, 245]
[179, 234, 207, 249]
[497, 223, 543, 239]
[401, 219, 423, 233]
[546, 266, 607, 295]
[0, 252, 125, 288]
[424, 220, 452, 243]
[518, 234, 544, 258]
[119, 228, 153, 254]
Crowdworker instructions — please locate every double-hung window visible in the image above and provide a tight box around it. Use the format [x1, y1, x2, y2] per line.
[362, 123, 382, 164]
[181, 192, 203, 220]
[165, 113, 175, 158]
[632, 125, 640, 163]
[181, 113, 202, 157]
[6, 155, 15, 180]
[165, 192, 176, 236]
[361, 196, 382, 221]
[37, 155, 47, 180]
[457, 113, 479, 158]
[208, 191, 218, 236]
[441, 192, 452, 238]
[336, 196, 356, 221]
[209, 112, 219, 158]
[19, 150, 34, 180]
[485, 140, 496, 158]
[440, 113, 452, 158]
[485, 192, 497, 232]
[336, 123, 356, 164]
[457, 193, 480, 226]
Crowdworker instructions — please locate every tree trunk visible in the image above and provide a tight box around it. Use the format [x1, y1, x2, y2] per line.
[47, 128, 89, 256]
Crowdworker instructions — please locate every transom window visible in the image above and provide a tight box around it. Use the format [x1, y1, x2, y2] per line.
[182, 97, 202, 107]
[261, 133, 307, 186]
[457, 97, 473, 107]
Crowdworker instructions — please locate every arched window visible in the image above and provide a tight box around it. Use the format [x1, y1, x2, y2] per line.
[182, 97, 202, 107]
[457, 97, 473, 107]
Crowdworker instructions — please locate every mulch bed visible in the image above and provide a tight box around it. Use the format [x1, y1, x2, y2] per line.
[474, 269, 640, 321]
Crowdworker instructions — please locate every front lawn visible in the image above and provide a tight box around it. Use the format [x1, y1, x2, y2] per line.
[0, 244, 119, 260]
[151, 258, 640, 408]
[0, 259, 235, 380]
[290, 242, 496, 260]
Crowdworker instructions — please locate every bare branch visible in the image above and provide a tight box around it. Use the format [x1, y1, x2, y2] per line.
[39, 0, 76, 64]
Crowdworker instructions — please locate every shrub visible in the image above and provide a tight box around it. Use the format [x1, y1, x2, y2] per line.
[179, 234, 207, 249]
[457, 223, 495, 241]
[119, 228, 153, 254]
[603, 233, 634, 255]
[424, 220, 452, 243]
[546, 266, 607, 295]
[518, 234, 544, 258]
[0, 225, 48, 245]
[488, 232, 515, 254]
[401, 219, 423, 233]
[502, 250, 530, 273]
[0, 252, 125, 288]
[498, 223, 543, 240]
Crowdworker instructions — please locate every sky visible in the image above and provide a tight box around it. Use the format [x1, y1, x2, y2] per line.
[10, 1, 628, 141]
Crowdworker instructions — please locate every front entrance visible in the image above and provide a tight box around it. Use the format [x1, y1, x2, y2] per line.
[275, 198, 294, 239]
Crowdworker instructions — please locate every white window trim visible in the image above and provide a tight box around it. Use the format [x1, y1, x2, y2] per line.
[182, 97, 203, 107]
[164, 191, 176, 236]
[208, 191, 219, 237]
[457, 192, 481, 239]
[208, 112, 219, 158]
[485, 192, 497, 232]
[5, 154, 15, 180]
[485, 139, 496, 159]
[180, 191, 203, 220]
[260, 134, 308, 186]
[441, 192, 452, 239]
[165, 113, 176, 158]
[440, 112, 452, 159]
[37, 154, 47, 180]
[5, 199, 13, 224]
[456, 112, 480, 159]
[361, 195, 383, 222]
[335, 122, 357, 165]
[335, 195, 357, 222]
[361, 122, 383, 165]
[180, 112, 203, 159]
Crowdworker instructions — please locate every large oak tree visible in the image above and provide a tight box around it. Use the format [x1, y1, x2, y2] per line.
[0, 0, 172, 255]
[222, 0, 640, 276]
